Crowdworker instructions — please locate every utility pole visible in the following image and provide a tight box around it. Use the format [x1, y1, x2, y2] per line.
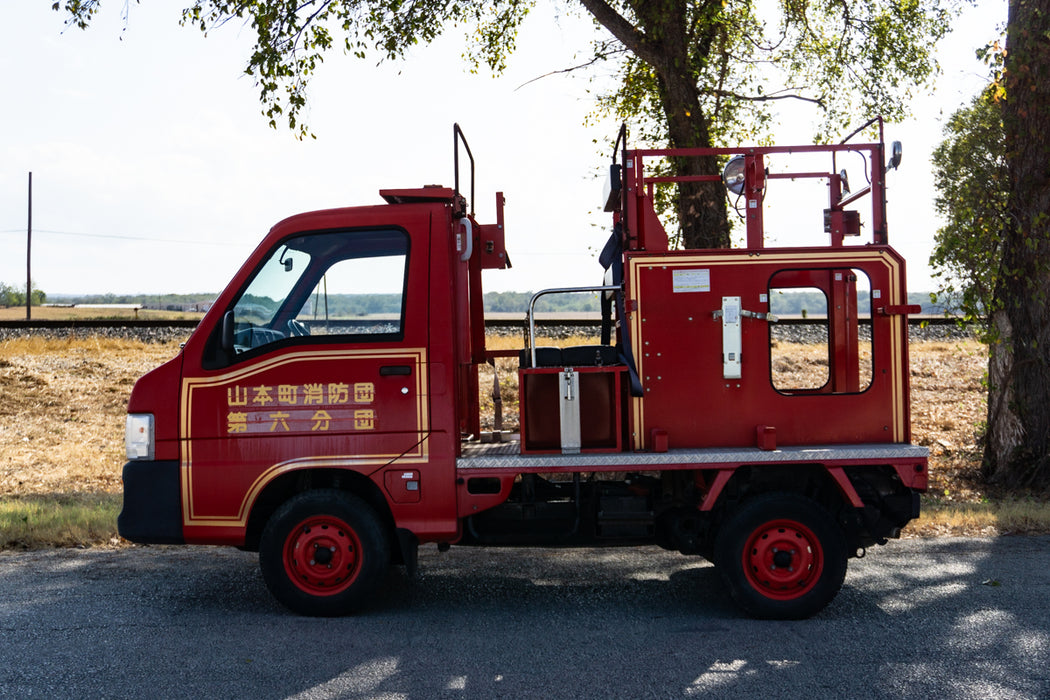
[26, 172, 32, 321]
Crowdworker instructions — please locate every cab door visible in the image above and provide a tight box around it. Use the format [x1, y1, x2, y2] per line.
[178, 220, 429, 536]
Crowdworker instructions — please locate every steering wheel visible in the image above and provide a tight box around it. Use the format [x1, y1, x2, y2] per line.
[286, 319, 310, 337]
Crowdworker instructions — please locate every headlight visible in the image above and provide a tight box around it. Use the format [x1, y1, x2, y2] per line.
[722, 155, 747, 196]
[125, 414, 155, 461]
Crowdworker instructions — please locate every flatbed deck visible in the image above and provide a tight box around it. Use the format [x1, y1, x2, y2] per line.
[458, 439, 928, 471]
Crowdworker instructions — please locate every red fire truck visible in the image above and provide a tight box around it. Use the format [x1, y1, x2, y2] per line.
[120, 119, 927, 619]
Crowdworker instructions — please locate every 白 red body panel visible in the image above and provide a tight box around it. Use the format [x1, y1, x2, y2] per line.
[623, 246, 912, 450]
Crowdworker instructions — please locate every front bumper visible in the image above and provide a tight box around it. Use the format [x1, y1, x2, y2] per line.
[118, 460, 185, 544]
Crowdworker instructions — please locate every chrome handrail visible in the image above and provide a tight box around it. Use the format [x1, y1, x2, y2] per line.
[526, 285, 621, 367]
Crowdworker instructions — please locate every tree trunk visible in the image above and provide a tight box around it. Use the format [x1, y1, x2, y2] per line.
[588, 0, 731, 248]
[984, 0, 1050, 488]
[637, 0, 729, 249]
[659, 71, 731, 249]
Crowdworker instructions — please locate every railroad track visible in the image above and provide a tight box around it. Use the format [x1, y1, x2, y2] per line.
[0, 315, 965, 331]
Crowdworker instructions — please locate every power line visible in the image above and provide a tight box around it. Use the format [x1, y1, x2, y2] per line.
[0, 227, 239, 246]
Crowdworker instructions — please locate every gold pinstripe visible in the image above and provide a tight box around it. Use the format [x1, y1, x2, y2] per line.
[180, 348, 428, 527]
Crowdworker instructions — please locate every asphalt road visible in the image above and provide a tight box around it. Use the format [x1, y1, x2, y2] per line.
[1, 536, 1048, 699]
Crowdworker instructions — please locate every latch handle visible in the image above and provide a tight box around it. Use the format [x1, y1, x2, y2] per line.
[878, 304, 922, 316]
[712, 309, 778, 322]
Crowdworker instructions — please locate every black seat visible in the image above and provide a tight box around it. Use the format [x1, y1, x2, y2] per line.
[520, 345, 621, 368]
[561, 344, 620, 367]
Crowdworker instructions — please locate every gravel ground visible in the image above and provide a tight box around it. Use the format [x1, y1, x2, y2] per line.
[0, 326, 191, 343]
[772, 321, 976, 344]
[0, 320, 976, 345]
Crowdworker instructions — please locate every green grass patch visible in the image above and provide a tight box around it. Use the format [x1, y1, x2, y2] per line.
[0, 493, 121, 549]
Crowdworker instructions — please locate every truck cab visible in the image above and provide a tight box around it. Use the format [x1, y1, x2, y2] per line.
[120, 121, 927, 619]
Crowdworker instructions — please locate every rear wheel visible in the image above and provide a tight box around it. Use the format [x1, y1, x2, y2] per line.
[715, 492, 847, 619]
[259, 490, 389, 616]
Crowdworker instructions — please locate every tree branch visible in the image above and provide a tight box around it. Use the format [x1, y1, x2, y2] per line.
[577, 0, 657, 65]
[710, 88, 826, 108]
[514, 44, 628, 90]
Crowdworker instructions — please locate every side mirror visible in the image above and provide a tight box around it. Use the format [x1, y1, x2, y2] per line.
[887, 141, 903, 171]
[221, 310, 235, 353]
[278, 245, 294, 272]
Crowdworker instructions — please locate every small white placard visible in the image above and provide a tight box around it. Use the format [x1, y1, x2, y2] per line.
[673, 268, 710, 293]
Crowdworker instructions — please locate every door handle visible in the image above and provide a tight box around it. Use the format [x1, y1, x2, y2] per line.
[380, 365, 412, 376]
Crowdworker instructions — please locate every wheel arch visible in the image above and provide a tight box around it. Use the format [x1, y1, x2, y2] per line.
[715, 463, 855, 510]
[243, 468, 395, 553]
[705, 463, 864, 550]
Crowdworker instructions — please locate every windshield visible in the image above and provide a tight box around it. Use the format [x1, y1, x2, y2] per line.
[233, 244, 309, 326]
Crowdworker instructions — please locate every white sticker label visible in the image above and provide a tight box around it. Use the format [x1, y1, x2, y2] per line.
[873, 289, 882, 299]
[673, 268, 710, 293]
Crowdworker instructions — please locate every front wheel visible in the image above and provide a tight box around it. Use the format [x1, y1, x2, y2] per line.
[714, 492, 847, 619]
[259, 490, 390, 616]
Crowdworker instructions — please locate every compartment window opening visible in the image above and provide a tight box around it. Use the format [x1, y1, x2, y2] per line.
[768, 268, 873, 394]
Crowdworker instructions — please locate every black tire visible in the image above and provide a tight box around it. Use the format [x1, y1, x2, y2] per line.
[714, 492, 848, 620]
[259, 489, 390, 616]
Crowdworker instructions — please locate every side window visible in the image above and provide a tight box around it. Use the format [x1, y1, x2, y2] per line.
[769, 268, 872, 394]
[291, 252, 406, 337]
[229, 229, 409, 354]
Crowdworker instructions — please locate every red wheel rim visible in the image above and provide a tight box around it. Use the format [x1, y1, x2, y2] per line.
[282, 515, 362, 596]
[742, 519, 823, 600]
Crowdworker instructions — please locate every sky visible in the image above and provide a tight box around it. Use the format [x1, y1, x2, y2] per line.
[1, 1, 1007, 297]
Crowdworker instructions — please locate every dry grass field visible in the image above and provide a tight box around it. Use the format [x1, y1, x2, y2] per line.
[0, 306, 203, 322]
[0, 336, 180, 496]
[1, 332, 1045, 549]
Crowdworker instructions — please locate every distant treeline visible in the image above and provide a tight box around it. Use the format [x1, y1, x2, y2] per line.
[49, 293, 215, 311]
[49, 291, 606, 314]
[51, 290, 948, 316]
[0, 281, 47, 306]
[768, 291, 949, 317]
